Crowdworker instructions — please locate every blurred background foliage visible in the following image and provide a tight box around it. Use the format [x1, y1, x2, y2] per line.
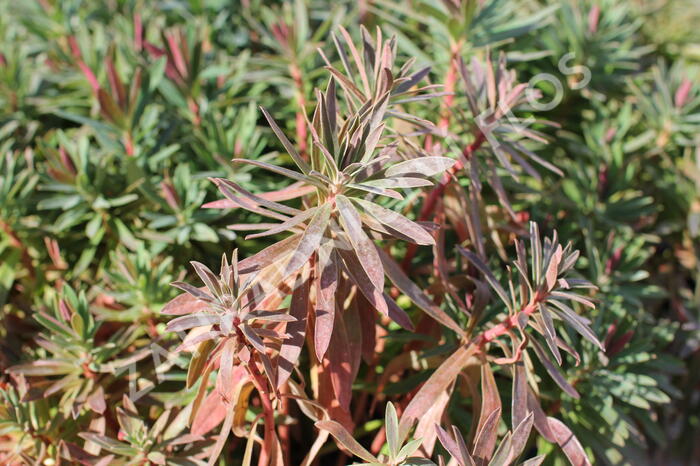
[0, 0, 698, 464]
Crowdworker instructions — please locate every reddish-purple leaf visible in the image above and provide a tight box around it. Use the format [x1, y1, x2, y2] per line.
[260, 107, 311, 173]
[241, 324, 265, 354]
[547, 417, 592, 466]
[218, 339, 236, 401]
[325, 311, 353, 410]
[278, 270, 310, 388]
[384, 293, 415, 331]
[545, 244, 563, 291]
[171, 282, 215, 303]
[473, 363, 501, 462]
[243, 310, 296, 323]
[283, 202, 332, 277]
[233, 159, 324, 189]
[378, 247, 463, 334]
[400, 344, 476, 438]
[315, 245, 338, 360]
[166, 314, 220, 333]
[245, 207, 317, 240]
[315, 420, 378, 463]
[538, 304, 562, 365]
[472, 407, 501, 464]
[526, 389, 556, 442]
[355, 292, 377, 363]
[338, 247, 389, 316]
[507, 412, 534, 464]
[212, 178, 300, 216]
[335, 195, 384, 292]
[190, 261, 222, 297]
[530, 339, 580, 399]
[512, 362, 528, 430]
[413, 387, 451, 456]
[355, 198, 434, 245]
[239, 234, 301, 274]
[162, 288, 209, 315]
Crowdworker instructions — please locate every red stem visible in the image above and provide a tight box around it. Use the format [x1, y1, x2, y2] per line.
[278, 383, 291, 464]
[290, 63, 308, 158]
[473, 293, 544, 350]
[246, 355, 276, 466]
[438, 43, 462, 130]
[402, 132, 487, 270]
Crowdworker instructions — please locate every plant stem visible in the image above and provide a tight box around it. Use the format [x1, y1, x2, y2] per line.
[290, 62, 308, 158]
[246, 354, 276, 466]
[437, 42, 462, 130]
[402, 132, 487, 270]
[473, 293, 543, 349]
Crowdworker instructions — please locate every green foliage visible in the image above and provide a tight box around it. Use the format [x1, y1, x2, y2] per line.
[0, 1, 698, 465]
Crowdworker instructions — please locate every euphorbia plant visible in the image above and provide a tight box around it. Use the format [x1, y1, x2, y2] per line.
[161, 28, 602, 466]
[7, 1, 697, 464]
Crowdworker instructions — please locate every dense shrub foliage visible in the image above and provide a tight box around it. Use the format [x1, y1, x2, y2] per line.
[1, 1, 698, 465]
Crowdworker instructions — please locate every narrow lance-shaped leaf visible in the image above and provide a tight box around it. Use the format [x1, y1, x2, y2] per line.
[278, 269, 310, 388]
[283, 202, 332, 277]
[458, 247, 513, 313]
[315, 243, 338, 360]
[260, 107, 311, 174]
[315, 420, 379, 463]
[473, 363, 501, 462]
[400, 344, 476, 439]
[385, 156, 455, 177]
[530, 340, 579, 399]
[335, 195, 384, 292]
[386, 402, 400, 458]
[378, 247, 463, 334]
[355, 198, 434, 245]
[547, 417, 592, 466]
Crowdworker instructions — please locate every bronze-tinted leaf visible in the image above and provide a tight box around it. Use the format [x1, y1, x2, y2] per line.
[315, 244, 338, 360]
[325, 310, 353, 410]
[171, 282, 215, 303]
[335, 195, 384, 292]
[547, 417, 592, 466]
[338, 244, 389, 316]
[245, 207, 317, 240]
[166, 313, 220, 333]
[206, 402, 235, 466]
[400, 344, 476, 438]
[530, 340, 579, 399]
[231, 379, 255, 437]
[472, 407, 501, 464]
[507, 412, 534, 464]
[538, 304, 562, 365]
[473, 363, 501, 462]
[212, 178, 300, 216]
[458, 247, 512, 312]
[278, 269, 310, 388]
[544, 244, 563, 291]
[355, 198, 434, 245]
[162, 291, 208, 315]
[283, 202, 332, 277]
[315, 420, 379, 463]
[385, 156, 455, 178]
[511, 361, 528, 430]
[379, 247, 463, 334]
[187, 339, 216, 389]
[547, 299, 603, 350]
